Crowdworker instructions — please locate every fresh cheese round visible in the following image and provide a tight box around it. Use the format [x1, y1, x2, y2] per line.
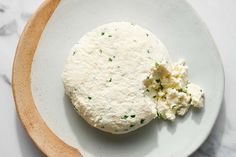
[62, 22, 170, 134]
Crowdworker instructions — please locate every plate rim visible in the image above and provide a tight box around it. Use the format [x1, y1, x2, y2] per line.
[12, 0, 225, 157]
[12, 0, 82, 156]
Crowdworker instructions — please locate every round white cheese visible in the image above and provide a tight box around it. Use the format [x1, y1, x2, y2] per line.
[62, 22, 170, 134]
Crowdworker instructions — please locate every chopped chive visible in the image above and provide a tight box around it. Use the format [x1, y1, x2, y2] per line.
[99, 49, 102, 53]
[108, 78, 112, 82]
[146, 33, 149, 37]
[130, 124, 135, 128]
[189, 98, 192, 104]
[121, 115, 128, 119]
[73, 106, 78, 112]
[140, 119, 145, 124]
[182, 88, 187, 93]
[160, 84, 164, 90]
[73, 51, 76, 55]
[88, 96, 92, 100]
[108, 35, 112, 37]
[155, 62, 159, 67]
[147, 49, 150, 53]
[108, 58, 113, 62]
[130, 115, 136, 118]
[155, 79, 160, 83]
[153, 95, 157, 98]
[146, 89, 150, 92]
[101, 32, 105, 36]
[157, 112, 163, 119]
[171, 105, 177, 109]
[179, 87, 187, 93]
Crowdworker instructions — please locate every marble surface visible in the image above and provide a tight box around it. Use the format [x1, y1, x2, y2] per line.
[0, 0, 235, 156]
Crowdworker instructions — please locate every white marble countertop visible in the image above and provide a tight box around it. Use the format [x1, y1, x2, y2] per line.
[0, 0, 235, 156]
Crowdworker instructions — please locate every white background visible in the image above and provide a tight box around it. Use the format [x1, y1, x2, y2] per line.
[0, 0, 235, 156]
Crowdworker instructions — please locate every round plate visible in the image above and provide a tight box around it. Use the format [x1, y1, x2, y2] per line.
[13, 0, 224, 157]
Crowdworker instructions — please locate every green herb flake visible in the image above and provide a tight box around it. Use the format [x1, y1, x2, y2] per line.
[155, 79, 160, 83]
[153, 95, 157, 98]
[130, 115, 136, 118]
[88, 96, 92, 100]
[155, 62, 159, 67]
[72, 51, 76, 56]
[108, 58, 113, 62]
[108, 35, 112, 37]
[121, 115, 129, 119]
[108, 78, 112, 82]
[160, 84, 164, 90]
[147, 49, 150, 53]
[140, 119, 145, 124]
[99, 49, 103, 53]
[157, 112, 164, 119]
[171, 105, 177, 109]
[101, 32, 105, 36]
[189, 98, 192, 104]
[146, 89, 150, 92]
[146, 33, 149, 37]
[130, 124, 135, 128]
[179, 87, 187, 93]
[182, 88, 187, 93]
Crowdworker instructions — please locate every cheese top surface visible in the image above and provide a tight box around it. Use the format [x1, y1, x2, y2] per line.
[62, 22, 170, 134]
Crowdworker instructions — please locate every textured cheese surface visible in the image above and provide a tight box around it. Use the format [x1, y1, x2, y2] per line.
[62, 22, 170, 134]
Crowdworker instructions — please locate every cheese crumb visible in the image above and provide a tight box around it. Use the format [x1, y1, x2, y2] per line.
[144, 59, 204, 121]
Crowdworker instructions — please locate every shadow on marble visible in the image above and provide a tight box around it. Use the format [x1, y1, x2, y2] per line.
[0, 74, 11, 86]
[191, 98, 226, 157]
[15, 113, 44, 157]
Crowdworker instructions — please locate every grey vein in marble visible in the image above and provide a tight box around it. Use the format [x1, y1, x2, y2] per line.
[1, 74, 11, 86]
[0, 4, 7, 13]
[21, 12, 31, 21]
[0, 8, 4, 13]
[0, 19, 17, 36]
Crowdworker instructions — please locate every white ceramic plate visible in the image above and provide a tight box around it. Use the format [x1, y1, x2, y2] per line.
[31, 0, 224, 156]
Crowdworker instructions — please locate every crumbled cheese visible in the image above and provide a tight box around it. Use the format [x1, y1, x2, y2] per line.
[144, 59, 204, 121]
